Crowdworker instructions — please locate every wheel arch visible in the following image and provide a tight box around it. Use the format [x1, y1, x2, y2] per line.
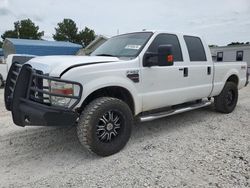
[211, 69, 240, 97]
[79, 86, 137, 115]
[226, 74, 239, 86]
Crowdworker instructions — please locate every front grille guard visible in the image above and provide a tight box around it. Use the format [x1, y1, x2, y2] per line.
[5, 62, 83, 111]
[5, 62, 22, 110]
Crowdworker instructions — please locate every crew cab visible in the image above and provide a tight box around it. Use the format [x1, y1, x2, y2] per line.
[4, 31, 249, 156]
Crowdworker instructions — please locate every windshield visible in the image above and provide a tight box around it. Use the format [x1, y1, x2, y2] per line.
[91, 32, 153, 58]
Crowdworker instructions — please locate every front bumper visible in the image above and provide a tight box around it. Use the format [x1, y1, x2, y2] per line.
[4, 63, 82, 127]
[15, 99, 78, 126]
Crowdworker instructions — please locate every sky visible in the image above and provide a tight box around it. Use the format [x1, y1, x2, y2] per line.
[0, 0, 249, 46]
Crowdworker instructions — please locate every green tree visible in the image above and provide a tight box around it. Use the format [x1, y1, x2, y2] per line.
[53, 19, 79, 43]
[1, 19, 44, 40]
[0, 41, 3, 48]
[78, 27, 95, 46]
[53, 19, 96, 46]
[227, 42, 250, 46]
[1, 30, 18, 39]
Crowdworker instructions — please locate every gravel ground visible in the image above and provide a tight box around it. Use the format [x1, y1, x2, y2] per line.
[0, 86, 249, 188]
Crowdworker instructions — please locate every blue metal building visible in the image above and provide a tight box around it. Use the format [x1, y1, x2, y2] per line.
[3, 38, 82, 58]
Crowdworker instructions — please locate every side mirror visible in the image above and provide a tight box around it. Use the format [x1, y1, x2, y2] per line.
[158, 45, 174, 66]
[143, 45, 174, 67]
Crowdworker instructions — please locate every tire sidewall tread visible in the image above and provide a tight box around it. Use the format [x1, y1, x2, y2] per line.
[77, 97, 133, 156]
[214, 82, 238, 113]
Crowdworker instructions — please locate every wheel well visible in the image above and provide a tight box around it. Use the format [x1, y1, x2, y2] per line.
[226, 75, 239, 86]
[79, 86, 135, 114]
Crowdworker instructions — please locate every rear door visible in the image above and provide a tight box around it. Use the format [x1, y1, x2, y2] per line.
[182, 36, 213, 100]
[140, 34, 213, 112]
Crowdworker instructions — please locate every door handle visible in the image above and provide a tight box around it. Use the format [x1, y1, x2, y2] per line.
[183, 67, 188, 77]
[207, 66, 211, 75]
[179, 67, 188, 77]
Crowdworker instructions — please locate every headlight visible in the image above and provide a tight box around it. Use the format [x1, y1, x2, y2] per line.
[49, 80, 80, 108]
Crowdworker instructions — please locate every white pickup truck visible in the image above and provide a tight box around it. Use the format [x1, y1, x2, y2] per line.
[5, 31, 249, 156]
[0, 54, 35, 87]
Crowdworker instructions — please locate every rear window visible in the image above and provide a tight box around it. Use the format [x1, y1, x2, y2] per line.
[184, 36, 207, 61]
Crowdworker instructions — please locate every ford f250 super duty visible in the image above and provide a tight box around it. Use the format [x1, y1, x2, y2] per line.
[4, 31, 249, 156]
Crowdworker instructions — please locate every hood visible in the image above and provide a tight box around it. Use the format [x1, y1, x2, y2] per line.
[26, 55, 120, 76]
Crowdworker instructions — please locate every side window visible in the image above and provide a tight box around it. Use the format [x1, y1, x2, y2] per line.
[236, 51, 243, 61]
[217, 52, 223, 62]
[184, 36, 207, 61]
[147, 34, 183, 61]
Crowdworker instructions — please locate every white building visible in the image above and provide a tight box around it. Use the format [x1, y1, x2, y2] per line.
[77, 35, 109, 56]
[210, 45, 250, 68]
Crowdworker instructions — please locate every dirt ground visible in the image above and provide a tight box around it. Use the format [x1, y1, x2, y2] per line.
[0, 86, 249, 188]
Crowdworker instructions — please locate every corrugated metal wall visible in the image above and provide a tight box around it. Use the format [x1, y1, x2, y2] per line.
[3, 38, 82, 58]
[14, 45, 81, 56]
[210, 46, 250, 67]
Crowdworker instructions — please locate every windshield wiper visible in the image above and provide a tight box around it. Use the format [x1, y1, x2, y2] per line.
[96, 54, 115, 57]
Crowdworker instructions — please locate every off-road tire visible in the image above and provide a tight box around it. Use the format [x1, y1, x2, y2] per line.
[214, 82, 238, 113]
[77, 97, 133, 156]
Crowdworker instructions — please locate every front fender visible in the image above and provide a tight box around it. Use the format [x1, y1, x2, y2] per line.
[76, 76, 142, 115]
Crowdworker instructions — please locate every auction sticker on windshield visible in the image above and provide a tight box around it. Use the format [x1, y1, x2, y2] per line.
[125, 45, 141, 50]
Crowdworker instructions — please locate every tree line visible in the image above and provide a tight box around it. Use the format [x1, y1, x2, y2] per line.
[1, 19, 249, 49]
[209, 41, 250, 48]
[0, 18, 96, 48]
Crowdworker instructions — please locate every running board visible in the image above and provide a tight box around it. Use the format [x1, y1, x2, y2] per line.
[140, 101, 212, 122]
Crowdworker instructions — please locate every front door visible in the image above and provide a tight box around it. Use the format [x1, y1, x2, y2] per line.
[141, 33, 189, 112]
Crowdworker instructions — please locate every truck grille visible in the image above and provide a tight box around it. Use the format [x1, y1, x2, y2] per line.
[28, 70, 51, 105]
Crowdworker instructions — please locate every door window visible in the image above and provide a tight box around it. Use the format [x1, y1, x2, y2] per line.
[147, 34, 183, 62]
[184, 36, 207, 61]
